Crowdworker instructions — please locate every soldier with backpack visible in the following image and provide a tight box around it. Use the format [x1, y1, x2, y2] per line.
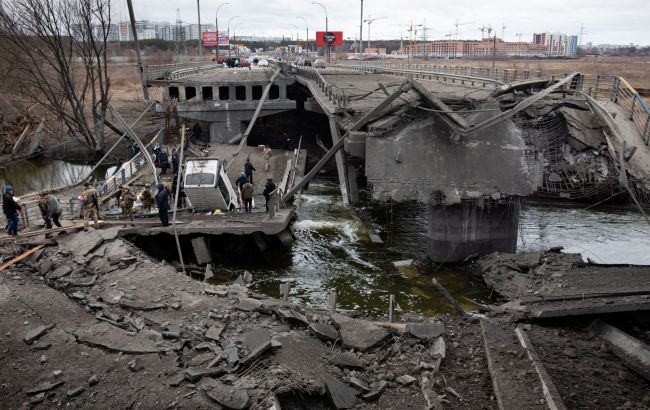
[82, 182, 100, 230]
[120, 186, 136, 226]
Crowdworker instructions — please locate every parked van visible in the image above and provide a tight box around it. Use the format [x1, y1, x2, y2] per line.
[183, 157, 238, 212]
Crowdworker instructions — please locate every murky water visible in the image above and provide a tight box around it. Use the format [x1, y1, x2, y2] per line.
[0, 159, 113, 196]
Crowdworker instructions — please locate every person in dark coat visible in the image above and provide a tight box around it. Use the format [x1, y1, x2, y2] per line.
[155, 183, 170, 227]
[2, 185, 21, 235]
[244, 159, 256, 185]
[263, 178, 276, 212]
[171, 148, 179, 176]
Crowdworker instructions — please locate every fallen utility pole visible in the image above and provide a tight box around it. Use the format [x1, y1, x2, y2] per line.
[172, 126, 187, 274]
[126, 0, 150, 102]
[282, 80, 412, 202]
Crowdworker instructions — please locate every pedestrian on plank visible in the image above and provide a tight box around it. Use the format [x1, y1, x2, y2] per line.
[241, 180, 254, 213]
[263, 178, 276, 212]
[120, 186, 136, 226]
[155, 183, 170, 227]
[38, 190, 63, 230]
[262, 145, 272, 171]
[244, 158, 256, 185]
[140, 188, 154, 213]
[2, 185, 21, 236]
[82, 182, 100, 231]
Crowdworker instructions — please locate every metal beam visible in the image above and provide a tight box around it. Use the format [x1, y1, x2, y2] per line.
[409, 78, 469, 129]
[282, 80, 412, 202]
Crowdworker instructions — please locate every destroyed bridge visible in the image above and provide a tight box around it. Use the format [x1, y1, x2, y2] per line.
[147, 60, 650, 262]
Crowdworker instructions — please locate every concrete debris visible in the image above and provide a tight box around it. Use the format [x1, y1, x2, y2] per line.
[205, 381, 250, 409]
[32, 341, 52, 350]
[74, 322, 160, 354]
[309, 322, 340, 342]
[184, 366, 224, 382]
[407, 322, 445, 340]
[349, 376, 370, 392]
[66, 386, 86, 398]
[224, 344, 240, 365]
[240, 328, 272, 366]
[45, 265, 72, 280]
[431, 337, 446, 359]
[333, 314, 390, 352]
[396, 374, 417, 386]
[361, 381, 388, 402]
[205, 324, 225, 341]
[445, 386, 464, 401]
[88, 375, 99, 386]
[127, 359, 144, 372]
[58, 230, 103, 257]
[325, 379, 358, 409]
[39, 354, 47, 364]
[24, 324, 54, 344]
[235, 297, 263, 312]
[38, 259, 53, 275]
[328, 352, 364, 370]
[118, 301, 167, 311]
[25, 380, 64, 395]
[189, 352, 215, 367]
[53, 369, 62, 377]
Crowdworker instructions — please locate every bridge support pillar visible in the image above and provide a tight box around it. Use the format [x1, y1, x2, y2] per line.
[209, 121, 246, 143]
[426, 200, 520, 262]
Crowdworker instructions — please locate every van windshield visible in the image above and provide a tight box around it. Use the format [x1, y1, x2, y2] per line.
[185, 173, 215, 186]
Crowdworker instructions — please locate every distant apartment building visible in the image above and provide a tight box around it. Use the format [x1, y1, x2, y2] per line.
[186, 24, 216, 40]
[399, 38, 547, 58]
[364, 47, 387, 55]
[532, 32, 579, 56]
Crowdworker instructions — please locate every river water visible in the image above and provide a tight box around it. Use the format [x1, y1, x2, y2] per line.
[3, 160, 649, 316]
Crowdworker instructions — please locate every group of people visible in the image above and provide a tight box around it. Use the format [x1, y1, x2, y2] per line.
[236, 158, 277, 213]
[2, 184, 66, 236]
[153, 144, 180, 177]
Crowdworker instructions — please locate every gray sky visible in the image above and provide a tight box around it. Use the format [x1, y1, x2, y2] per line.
[121, 0, 650, 46]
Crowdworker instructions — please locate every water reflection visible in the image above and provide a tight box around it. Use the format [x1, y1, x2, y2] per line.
[0, 159, 112, 196]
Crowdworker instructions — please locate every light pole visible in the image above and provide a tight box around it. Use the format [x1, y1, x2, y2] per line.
[197, 0, 203, 60]
[227, 15, 240, 57]
[296, 17, 309, 55]
[232, 22, 242, 56]
[215, 2, 229, 60]
[312, 2, 329, 63]
[363, 16, 386, 51]
[288, 24, 300, 57]
[358, 0, 363, 55]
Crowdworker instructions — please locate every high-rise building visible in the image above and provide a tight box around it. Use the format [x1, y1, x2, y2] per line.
[532, 32, 579, 56]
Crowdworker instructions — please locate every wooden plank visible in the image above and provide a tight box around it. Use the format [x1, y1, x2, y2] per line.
[514, 326, 567, 410]
[0, 245, 45, 271]
[480, 319, 546, 410]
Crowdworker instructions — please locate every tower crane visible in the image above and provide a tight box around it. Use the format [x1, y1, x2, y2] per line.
[363, 15, 387, 49]
[454, 18, 475, 39]
[501, 23, 507, 39]
[478, 25, 490, 39]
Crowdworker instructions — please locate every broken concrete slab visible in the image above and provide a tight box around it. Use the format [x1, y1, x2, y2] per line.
[25, 380, 64, 395]
[205, 324, 225, 342]
[234, 297, 263, 312]
[361, 381, 388, 401]
[38, 259, 53, 276]
[325, 379, 358, 409]
[590, 319, 650, 380]
[45, 265, 72, 280]
[275, 308, 310, 326]
[349, 376, 370, 392]
[407, 322, 445, 340]
[184, 366, 224, 382]
[431, 337, 446, 359]
[24, 324, 54, 344]
[205, 380, 250, 410]
[66, 386, 85, 398]
[58, 230, 103, 257]
[309, 322, 340, 342]
[74, 322, 159, 354]
[333, 314, 390, 352]
[98, 227, 121, 242]
[328, 353, 364, 370]
[118, 301, 167, 311]
[240, 328, 272, 366]
[396, 374, 416, 386]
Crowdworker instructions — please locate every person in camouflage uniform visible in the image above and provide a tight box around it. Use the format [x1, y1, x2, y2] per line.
[120, 186, 136, 226]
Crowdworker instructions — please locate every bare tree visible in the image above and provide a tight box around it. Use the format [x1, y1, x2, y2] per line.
[0, 0, 111, 155]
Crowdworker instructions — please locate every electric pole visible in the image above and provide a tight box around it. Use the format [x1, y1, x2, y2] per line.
[197, 0, 202, 60]
[358, 0, 363, 55]
[126, 0, 150, 102]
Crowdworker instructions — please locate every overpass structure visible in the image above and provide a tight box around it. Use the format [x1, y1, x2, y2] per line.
[147, 60, 650, 261]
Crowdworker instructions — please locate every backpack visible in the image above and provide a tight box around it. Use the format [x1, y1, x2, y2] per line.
[83, 190, 97, 207]
[242, 183, 254, 199]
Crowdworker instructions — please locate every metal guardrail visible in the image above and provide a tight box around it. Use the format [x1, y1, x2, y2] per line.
[267, 187, 284, 219]
[101, 130, 163, 200]
[291, 64, 349, 108]
[146, 62, 219, 81]
[338, 61, 650, 145]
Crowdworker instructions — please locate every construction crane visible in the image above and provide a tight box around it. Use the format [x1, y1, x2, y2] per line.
[406, 22, 423, 62]
[454, 18, 475, 39]
[501, 23, 507, 39]
[363, 15, 387, 49]
[478, 25, 490, 39]
[516, 33, 523, 43]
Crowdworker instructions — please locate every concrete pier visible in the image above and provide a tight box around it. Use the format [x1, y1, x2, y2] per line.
[427, 201, 520, 262]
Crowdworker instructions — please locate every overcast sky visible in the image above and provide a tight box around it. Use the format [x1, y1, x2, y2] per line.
[120, 0, 649, 46]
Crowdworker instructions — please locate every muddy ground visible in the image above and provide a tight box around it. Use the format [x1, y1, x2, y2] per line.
[0, 229, 648, 409]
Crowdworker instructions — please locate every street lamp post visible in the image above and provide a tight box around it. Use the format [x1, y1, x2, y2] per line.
[232, 23, 242, 57]
[288, 24, 300, 57]
[197, 0, 203, 60]
[227, 16, 239, 57]
[215, 2, 229, 60]
[312, 2, 329, 63]
[296, 17, 309, 55]
[358, 0, 363, 55]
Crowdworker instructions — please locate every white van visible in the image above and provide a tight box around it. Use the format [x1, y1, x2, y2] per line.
[183, 157, 238, 212]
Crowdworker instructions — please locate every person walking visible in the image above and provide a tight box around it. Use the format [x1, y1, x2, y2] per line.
[82, 183, 100, 230]
[140, 188, 154, 213]
[38, 190, 63, 230]
[241, 180, 254, 213]
[155, 183, 170, 227]
[120, 186, 136, 227]
[244, 158, 256, 185]
[2, 185, 21, 236]
[263, 178, 276, 213]
[262, 145, 272, 171]
[171, 148, 179, 176]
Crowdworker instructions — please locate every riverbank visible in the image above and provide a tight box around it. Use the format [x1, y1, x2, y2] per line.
[1, 228, 648, 409]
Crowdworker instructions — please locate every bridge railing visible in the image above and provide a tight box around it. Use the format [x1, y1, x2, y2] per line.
[101, 129, 163, 201]
[147, 62, 218, 81]
[339, 61, 650, 144]
[292, 65, 349, 108]
[267, 187, 284, 219]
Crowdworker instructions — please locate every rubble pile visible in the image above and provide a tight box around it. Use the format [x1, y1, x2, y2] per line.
[0, 229, 463, 409]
